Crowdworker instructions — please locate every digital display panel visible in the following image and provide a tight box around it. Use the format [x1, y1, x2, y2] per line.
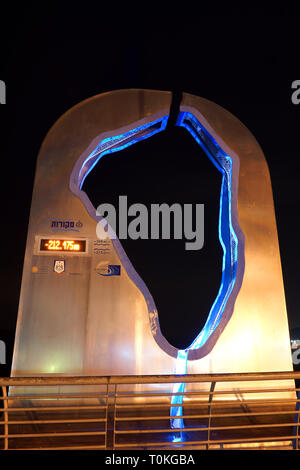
[40, 239, 86, 252]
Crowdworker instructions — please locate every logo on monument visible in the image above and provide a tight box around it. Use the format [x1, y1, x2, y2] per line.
[50, 220, 83, 231]
[53, 260, 65, 274]
[95, 262, 121, 277]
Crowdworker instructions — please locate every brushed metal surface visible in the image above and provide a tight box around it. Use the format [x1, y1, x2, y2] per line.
[11, 89, 293, 399]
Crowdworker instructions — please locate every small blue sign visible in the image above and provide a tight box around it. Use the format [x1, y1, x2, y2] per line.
[97, 265, 121, 276]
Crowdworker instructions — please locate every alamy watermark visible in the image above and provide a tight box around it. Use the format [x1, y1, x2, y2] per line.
[292, 348, 300, 365]
[0, 80, 6, 104]
[291, 80, 300, 105]
[96, 196, 204, 251]
[0, 340, 6, 364]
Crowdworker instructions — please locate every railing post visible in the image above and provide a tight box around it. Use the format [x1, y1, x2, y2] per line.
[292, 389, 300, 450]
[297, 391, 300, 450]
[105, 383, 117, 450]
[206, 381, 215, 450]
[1, 386, 8, 450]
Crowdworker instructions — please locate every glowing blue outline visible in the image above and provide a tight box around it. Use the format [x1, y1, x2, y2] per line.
[76, 111, 239, 440]
[78, 117, 168, 189]
[177, 112, 238, 349]
[170, 112, 238, 435]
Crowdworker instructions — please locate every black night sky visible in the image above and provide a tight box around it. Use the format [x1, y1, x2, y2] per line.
[1, 5, 300, 377]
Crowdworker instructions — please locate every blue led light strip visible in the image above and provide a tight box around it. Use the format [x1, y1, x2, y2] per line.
[177, 112, 238, 347]
[78, 118, 168, 189]
[170, 112, 238, 434]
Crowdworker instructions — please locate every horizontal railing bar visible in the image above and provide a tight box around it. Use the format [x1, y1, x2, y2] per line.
[115, 427, 204, 434]
[1, 370, 300, 386]
[2, 418, 107, 425]
[115, 403, 196, 409]
[5, 446, 106, 450]
[2, 410, 299, 426]
[209, 409, 300, 418]
[116, 427, 203, 434]
[2, 413, 298, 428]
[114, 441, 206, 449]
[115, 387, 299, 398]
[0, 431, 106, 438]
[0, 405, 107, 412]
[115, 414, 194, 421]
[114, 444, 294, 450]
[116, 392, 210, 398]
[114, 403, 204, 409]
[115, 398, 300, 409]
[205, 398, 300, 406]
[114, 421, 297, 434]
[114, 435, 296, 448]
[1, 394, 108, 400]
[115, 409, 300, 421]
[184, 398, 300, 406]
[206, 435, 298, 445]
[208, 422, 297, 432]
[211, 445, 294, 450]
[2, 387, 298, 402]
[0, 377, 108, 386]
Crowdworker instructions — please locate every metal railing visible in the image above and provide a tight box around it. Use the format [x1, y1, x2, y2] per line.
[0, 371, 299, 450]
